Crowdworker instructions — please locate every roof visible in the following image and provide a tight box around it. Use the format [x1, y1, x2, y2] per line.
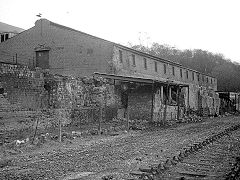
[0, 22, 24, 33]
[94, 72, 189, 87]
[49, 19, 215, 79]
[216, 91, 240, 94]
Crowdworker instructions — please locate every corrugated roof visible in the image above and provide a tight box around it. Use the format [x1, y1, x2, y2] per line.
[94, 72, 189, 87]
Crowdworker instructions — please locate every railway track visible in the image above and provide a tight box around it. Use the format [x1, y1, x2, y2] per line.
[128, 124, 240, 180]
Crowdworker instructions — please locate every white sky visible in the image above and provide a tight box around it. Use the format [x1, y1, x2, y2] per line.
[0, 0, 239, 63]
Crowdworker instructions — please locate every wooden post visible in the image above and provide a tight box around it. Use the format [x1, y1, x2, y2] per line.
[161, 86, 164, 100]
[104, 88, 107, 121]
[15, 53, 17, 64]
[59, 118, 62, 142]
[235, 94, 237, 112]
[163, 83, 169, 125]
[99, 106, 102, 134]
[150, 82, 154, 122]
[238, 94, 240, 111]
[91, 108, 94, 122]
[59, 110, 62, 142]
[126, 107, 129, 132]
[187, 86, 190, 115]
[32, 116, 39, 144]
[169, 87, 172, 102]
[177, 86, 180, 121]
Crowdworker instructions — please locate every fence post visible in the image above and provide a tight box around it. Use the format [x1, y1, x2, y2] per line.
[177, 86, 180, 121]
[127, 107, 129, 132]
[15, 53, 17, 64]
[32, 115, 39, 144]
[98, 106, 102, 134]
[59, 109, 62, 142]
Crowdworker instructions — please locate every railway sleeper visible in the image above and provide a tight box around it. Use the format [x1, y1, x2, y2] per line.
[129, 124, 240, 179]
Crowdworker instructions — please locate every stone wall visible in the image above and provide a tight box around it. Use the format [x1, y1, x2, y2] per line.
[0, 63, 45, 111]
[49, 76, 120, 124]
[128, 85, 152, 121]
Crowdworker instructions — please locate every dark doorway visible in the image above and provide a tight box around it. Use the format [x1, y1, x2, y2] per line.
[36, 50, 49, 69]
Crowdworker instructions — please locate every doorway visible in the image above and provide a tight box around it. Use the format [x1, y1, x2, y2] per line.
[36, 50, 49, 69]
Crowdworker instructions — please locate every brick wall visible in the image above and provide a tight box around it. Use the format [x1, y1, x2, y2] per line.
[0, 19, 114, 77]
[0, 63, 45, 111]
[112, 45, 217, 91]
[128, 85, 152, 121]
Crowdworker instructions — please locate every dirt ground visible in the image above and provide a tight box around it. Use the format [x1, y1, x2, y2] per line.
[0, 114, 240, 180]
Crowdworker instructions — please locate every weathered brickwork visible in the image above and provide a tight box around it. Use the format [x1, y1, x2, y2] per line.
[0, 19, 219, 122]
[128, 85, 152, 121]
[0, 19, 114, 77]
[0, 63, 45, 111]
[112, 45, 219, 120]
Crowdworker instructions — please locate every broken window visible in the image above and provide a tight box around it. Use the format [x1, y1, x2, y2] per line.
[87, 48, 93, 55]
[143, 58, 147, 69]
[162, 86, 168, 104]
[1, 34, 4, 42]
[5, 34, 9, 40]
[36, 50, 49, 69]
[0, 87, 4, 94]
[119, 50, 123, 63]
[164, 64, 167, 74]
[132, 54, 136, 66]
[169, 86, 177, 105]
[154, 61, 157, 72]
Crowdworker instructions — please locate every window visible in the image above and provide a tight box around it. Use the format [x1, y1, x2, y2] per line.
[5, 34, 9, 40]
[1, 34, 4, 42]
[87, 48, 93, 55]
[192, 72, 194, 81]
[144, 58, 147, 69]
[154, 61, 157, 72]
[164, 64, 167, 74]
[119, 50, 123, 63]
[180, 69, 183, 78]
[36, 50, 49, 69]
[206, 77, 209, 83]
[132, 54, 136, 66]
[186, 70, 188, 79]
[197, 74, 200, 81]
[211, 78, 212, 84]
[0, 87, 4, 94]
[172, 66, 175, 76]
[202, 75, 204, 82]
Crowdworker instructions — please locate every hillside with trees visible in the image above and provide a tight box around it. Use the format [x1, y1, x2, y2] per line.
[130, 43, 240, 92]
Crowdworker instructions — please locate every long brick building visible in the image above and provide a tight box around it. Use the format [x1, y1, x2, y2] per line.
[0, 19, 219, 122]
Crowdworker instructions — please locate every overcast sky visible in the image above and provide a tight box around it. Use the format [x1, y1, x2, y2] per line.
[0, 0, 239, 63]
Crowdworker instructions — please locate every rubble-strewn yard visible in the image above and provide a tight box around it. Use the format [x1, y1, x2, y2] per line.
[0, 110, 240, 180]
